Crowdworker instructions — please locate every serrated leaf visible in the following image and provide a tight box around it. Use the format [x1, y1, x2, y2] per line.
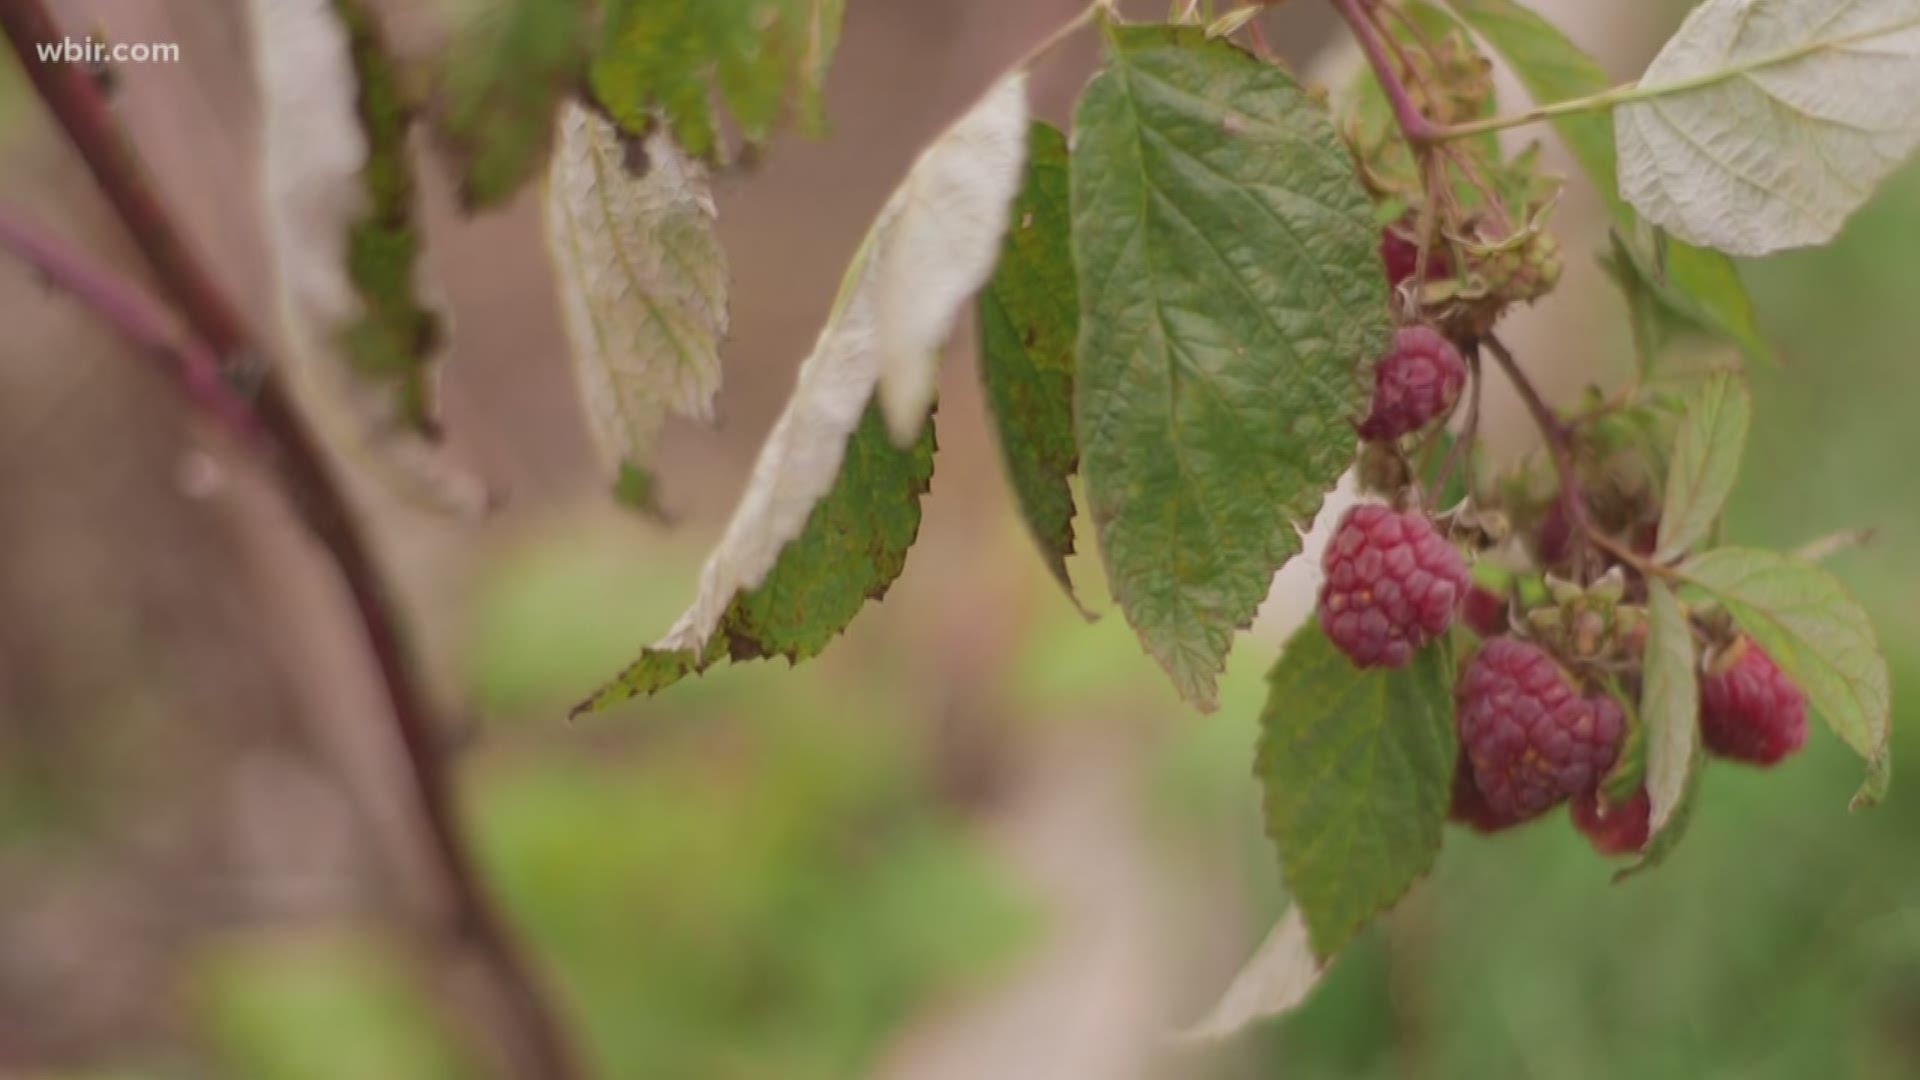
[875, 76, 1030, 445]
[591, 0, 846, 161]
[577, 74, 1026, 710]
[1257, 628, 1455, 960]
[577, 407, 934, 711]
[1450, 0, 1765, 363]
[435, 0, 591, 207]
[1176, 907, 1324, 1043]
[1073, 24, 1390, 710]
[979, 122, 1083, 611]
[251, 0, 486, 515]
[544, 104, 729, 512]
[1640, 580, 1700, 848]
[1656, 370, 1751, 562]
[1606, 230, 1771, 369]
[1680, 548, 1892, 806]
[1617, 0, 1920, 256]
[1662, 240, 1769, 364]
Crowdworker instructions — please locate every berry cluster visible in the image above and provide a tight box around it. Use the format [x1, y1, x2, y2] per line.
[1307, 226, 1815, 861]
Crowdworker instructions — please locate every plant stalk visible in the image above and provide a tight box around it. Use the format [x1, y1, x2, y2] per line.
[0, 2, 584, 1076]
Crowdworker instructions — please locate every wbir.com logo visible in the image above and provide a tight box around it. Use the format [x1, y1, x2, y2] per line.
[35, 36, 180, 65]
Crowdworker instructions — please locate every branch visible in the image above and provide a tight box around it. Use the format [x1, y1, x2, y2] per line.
[0, 207, 258, 438]
[0, 3, 584, 1077]
[1330, 0, 1438, 144]
[1481, 334, 1593, 572]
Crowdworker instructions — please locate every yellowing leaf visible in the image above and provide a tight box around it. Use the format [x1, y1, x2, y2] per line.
[1177, 907, 1325, 1043]
[1618, 0, 1920, 256]
[251, 0, 485, 515]
[644, 74, 1027, 660]
[544, 104, 729, 512]
[876, 75, 1029, 445]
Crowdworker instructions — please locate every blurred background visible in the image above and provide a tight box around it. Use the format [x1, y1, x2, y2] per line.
[3, 1, 1918, 1077]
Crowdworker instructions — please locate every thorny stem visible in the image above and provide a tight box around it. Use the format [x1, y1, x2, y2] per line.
[0, 2, 584, 1078]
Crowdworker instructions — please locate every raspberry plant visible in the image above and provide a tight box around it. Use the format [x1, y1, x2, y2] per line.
[3, 0, 1916, 1064]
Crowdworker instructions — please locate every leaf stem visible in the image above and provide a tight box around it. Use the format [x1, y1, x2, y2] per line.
[1012, 0, 1113, 74]
[1424, 12, 1920, 144]
[0, 2, 585, 1077]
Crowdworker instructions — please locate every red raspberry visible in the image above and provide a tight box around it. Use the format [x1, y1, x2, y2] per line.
[1571, 785, 1650, 856]
[1700, 640, 1807, 766]
[1318, 505, 1469, 669]
[1449, 748, 1523, 833]
[1456, 639, 1626, 822]
[1380, 219, 1454, 290]
[1462, 586, 1507, 638]
[1358, 326, 1467, 441]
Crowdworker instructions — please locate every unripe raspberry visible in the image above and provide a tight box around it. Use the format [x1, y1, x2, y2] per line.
[1456, 638, 1626, 822]
[1380, 221, 1453, 290]
[1318, 506, 1469, 669]
[1358, 326, 1467, 441]
[1449, 748, 1523, 833]
[1700, 640, 1808, 766]
[1571, 785, 1650, 856]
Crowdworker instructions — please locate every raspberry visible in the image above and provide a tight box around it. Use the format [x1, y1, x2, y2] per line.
[1358, 326, 1467, 441]
[1700, 640, 1808, 766]
[1380, 220, 1453, 290]
[1571, 785, 1650, 856]
[1456, 638, 1626, 822]
[1449, 748, 1523, 833]
[1462, 585, 1507, 638]
[1318, 505, 1469, 669]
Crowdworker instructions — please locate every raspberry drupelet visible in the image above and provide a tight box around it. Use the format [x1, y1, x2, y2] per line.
[1456, 638, 1626, 822]
[1700, 639, 1808, 766]
[1358, 326, 1468, 442]
[1571, 785, 1651, 856]
[1318, 505, 1470, 669]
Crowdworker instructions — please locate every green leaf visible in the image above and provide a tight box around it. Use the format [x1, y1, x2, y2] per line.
[1680, 548, 1892, 807]
[1617, 0, 1920, 256]
[979, 122, 1084, 612]
[333, 0, 444, 433]
[1656, 370, 1751, 562]
[1449, 0, 1765, 363]
[1257, 628, 1455, 960]
[576, 405, 934, 713]
[435, 0, 592, 207]
[1662, 239, 1769, 365]
[1638, 580, 1700, 856]
[1072, 24, 1389, 709]
[1605, 232, 1771, 369]
[590, 0, 845, 161]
